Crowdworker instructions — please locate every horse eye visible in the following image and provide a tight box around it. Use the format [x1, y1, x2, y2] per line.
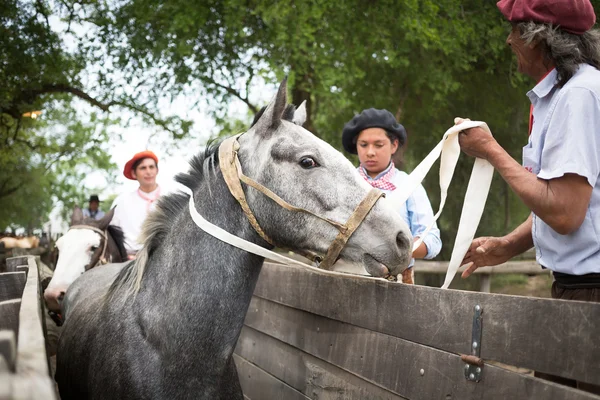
[299, 157, 319, 169]
[90, 246, 99, 252]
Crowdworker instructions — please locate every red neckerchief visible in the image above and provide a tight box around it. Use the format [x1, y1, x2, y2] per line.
[358, 162, 397, 191]
[529, 68, 555, 136]
[137, 186, 161, 211]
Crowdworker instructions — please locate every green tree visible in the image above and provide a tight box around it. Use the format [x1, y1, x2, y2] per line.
[0, 0, 191, 231]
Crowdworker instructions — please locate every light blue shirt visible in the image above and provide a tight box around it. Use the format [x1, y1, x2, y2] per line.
[524, 64, 600, 275]
[359, 164, 442, 267]
[83, 208, 105, 221]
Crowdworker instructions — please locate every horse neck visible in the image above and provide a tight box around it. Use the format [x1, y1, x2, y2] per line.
[134, 164, 266, 346]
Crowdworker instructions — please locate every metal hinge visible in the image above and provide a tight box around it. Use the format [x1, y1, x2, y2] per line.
[462, 304, 483, 382]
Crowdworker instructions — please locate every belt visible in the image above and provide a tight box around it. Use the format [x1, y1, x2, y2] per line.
[552, 271, 600, 289]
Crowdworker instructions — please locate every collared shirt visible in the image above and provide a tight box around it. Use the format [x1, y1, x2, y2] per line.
[524, 64, 600, 275]
[82, 208, 105, 221]
[110, 186, 161, 253]
[358, 163, 442, 267]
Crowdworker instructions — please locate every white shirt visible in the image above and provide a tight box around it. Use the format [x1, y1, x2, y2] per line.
[110, 186, 161, 253]
[524, 64, 600, 275]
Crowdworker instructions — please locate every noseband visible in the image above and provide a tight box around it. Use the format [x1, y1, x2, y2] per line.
[218, 135, 383, 270]
[68, 225, 110, 270]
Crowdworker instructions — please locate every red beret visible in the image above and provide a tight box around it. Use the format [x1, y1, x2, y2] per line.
[497, 0, 596, 35]
[123, 150, 159, 180]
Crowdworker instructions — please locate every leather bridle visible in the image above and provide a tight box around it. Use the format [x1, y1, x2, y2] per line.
[218, 135, 384, 270]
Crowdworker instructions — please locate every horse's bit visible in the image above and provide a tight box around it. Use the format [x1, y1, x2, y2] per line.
[218, 135, 384, 271]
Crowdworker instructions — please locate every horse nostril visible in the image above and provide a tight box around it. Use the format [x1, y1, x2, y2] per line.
[58, 292, 65, 303]
[396, 231, 411, 250]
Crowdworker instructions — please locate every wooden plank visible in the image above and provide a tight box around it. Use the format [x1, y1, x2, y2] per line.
[5, 256, 29, 272]
[254, 263, 600, 386]
[0, 272, 26, 302]
[16, 265, 28, 278]
[236, 327, 407, 400]
[234, 354, 310, 400]
[0, 299, 21, 337]
[0, 330, 16, 372]
[243, 296, 600, 400]
[412, 260, 549, 275]
[16, 256, 49, 377]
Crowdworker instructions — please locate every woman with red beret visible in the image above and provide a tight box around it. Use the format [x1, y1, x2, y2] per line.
[342, 108, 442, 284]
[457, 0, 600, 392]
[111, 150, 161, 258]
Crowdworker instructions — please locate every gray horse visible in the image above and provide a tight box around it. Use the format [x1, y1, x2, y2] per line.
[56, 80, 413, 399]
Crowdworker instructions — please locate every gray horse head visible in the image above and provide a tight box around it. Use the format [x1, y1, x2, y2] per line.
[235, 80, 412, 276]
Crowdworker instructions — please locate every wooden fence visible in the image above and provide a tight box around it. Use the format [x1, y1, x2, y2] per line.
[234, 262, 600, 400]
[0, 255, 57, 399]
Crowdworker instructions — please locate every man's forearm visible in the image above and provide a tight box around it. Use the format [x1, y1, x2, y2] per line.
[485, 144, 587, 234]
[504, 214, 534, 258]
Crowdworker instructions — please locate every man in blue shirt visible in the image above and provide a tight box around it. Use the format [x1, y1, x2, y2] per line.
[82, 194, 105, 221]
[457, 0, 600, 392]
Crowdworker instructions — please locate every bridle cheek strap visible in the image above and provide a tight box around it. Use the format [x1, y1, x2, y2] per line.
[318, 189, 384, 270]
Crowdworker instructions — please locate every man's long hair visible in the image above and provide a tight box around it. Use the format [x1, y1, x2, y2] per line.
[519, 21, 600, 87]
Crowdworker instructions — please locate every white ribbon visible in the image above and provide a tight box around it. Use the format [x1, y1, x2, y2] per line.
[387, 120, 494, 288]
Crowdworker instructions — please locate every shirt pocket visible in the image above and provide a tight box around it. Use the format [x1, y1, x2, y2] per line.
[522, 144, 540, 175]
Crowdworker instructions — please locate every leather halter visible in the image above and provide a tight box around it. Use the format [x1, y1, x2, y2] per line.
[69, 225, 110, 270]
[218, 135, 384, 270]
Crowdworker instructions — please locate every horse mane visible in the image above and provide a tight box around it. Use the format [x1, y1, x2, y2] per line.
[108, 142, 222, 297]
[109, 103, 299, 298]
[107, 225, 127, 261]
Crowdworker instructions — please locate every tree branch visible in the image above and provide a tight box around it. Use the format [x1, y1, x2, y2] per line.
[209, 80, 258, 114]
[4, 84, 184, 137]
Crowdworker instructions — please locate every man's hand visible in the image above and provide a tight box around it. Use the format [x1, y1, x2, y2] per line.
[455, 117, 500, 160]
[460, 236, 514, 278]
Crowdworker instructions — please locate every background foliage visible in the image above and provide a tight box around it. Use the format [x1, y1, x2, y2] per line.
[1, 0, 598, 258]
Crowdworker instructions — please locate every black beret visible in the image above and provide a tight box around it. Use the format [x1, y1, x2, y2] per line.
[341, 108, 407, 154]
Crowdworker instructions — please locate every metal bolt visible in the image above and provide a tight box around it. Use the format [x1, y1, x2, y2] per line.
[464, 364, 469, 372]
[472, 341, 478, 350]
[475, 305, 481, 312]
[469, 373, 475, 380]
[476, 367, 482, 374]
[420, 369, 425, 376]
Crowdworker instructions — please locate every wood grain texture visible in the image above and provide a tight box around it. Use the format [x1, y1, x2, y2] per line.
[235, 327, 407, 400]
[0, 272, 26, 302]
[234, 354, 311, 400]
[242, 296, 600, 400]
[253, 263, 600, 386]
[0, 299, 21, 337]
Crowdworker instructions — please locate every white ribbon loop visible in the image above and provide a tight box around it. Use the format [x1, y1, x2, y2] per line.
[388, 120, 494, 288]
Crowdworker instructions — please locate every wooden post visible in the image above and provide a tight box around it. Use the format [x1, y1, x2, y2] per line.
[480, 274, 491, 293]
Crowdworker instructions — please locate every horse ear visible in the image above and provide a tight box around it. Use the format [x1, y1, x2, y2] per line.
[70, 207, 84, 226]
[97, 207, 115, 230]
[254, 78, 288, 134]
[292, 100, 307, 126]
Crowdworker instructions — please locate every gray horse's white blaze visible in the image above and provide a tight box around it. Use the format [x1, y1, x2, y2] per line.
[55, 79, 412, 400]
